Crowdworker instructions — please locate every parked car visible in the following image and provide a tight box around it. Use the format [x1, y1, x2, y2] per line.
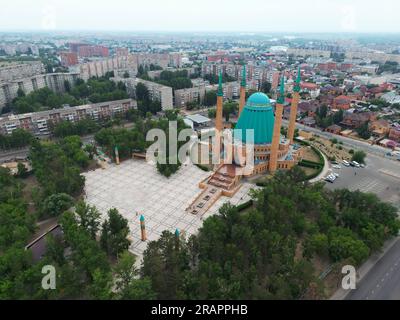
[351, 161, 361, 168]
[343, 160, 350, 167]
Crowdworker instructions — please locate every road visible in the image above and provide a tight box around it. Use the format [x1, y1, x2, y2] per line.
[345, 238, 400, 300]
[282, 119, 398, 161]
[325, 153, 400, 209]
[0, 147, 30, 162]
[0, 135, 95, 162]
[325, 154, 400, 299]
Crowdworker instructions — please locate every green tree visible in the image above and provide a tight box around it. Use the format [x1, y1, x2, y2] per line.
[356, 122, 371, 140]
[41, 193, 74, 218]
[100, 208, 131, 258]
[352, 150, 367, 164]
[204, 90, 217, 107]
[75, 201, 101, 240]
[114, 251, 156, 300]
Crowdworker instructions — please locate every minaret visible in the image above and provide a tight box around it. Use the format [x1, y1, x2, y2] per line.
[140, 215, 147, 242]
[287, 67, 301, 144]
[239, 64, 247, 117]
[115, 146, 120, 165]
[213, 71, 224, 164]
[215, 71, 224, 132]
[269, 75, 285, 173]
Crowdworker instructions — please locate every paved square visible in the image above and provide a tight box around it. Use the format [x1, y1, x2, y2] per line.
[83, 160, 256, 258]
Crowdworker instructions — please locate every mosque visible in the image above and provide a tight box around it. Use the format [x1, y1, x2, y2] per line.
[189, 66, 305, 215]
[211, 66, 303, 177]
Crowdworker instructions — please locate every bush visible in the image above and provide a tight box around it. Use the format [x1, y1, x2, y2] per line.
[352, 151, 367, 164]
[236, 200, 254, 212]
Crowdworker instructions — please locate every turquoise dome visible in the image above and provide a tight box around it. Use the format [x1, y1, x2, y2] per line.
[247, 92, 271, 107]
[234, 92, 275, 145]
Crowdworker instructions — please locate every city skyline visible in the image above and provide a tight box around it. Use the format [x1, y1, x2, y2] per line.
[0, 0, 399, 33]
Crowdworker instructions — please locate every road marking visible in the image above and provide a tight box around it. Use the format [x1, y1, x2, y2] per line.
[379, 169, 400, 180]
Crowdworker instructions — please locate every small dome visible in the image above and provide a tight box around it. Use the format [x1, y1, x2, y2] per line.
[247, 92, 271, 107]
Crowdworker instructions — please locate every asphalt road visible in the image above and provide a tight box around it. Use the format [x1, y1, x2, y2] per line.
[345, 238, 400, 300]
[282, 119, 399, 161]
[325, 154, 400, 299]
[0, 148, 30, 162]
[325, 153, 400, 209]
[0, 135, 95, 162]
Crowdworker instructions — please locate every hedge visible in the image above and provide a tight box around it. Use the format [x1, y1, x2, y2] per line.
[236, 200, 254, 212]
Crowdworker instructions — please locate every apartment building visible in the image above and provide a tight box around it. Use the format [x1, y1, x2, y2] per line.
[147, 67, 196, 80]
[0, 73, 80, 112]
[0, 61, 45, 82]
[71, 56, 137, 81]
[206, 81, 240, 100]
[111, 77, 173, 111]
[60, 52, 79, 67]
[134, 53, 182, 69]
[174, 86, 206, 108]
[345, 51, 400, 64]
[0, 99, 136, 136]
[287, 48, 331, 58]
[78, 45, 109, 58]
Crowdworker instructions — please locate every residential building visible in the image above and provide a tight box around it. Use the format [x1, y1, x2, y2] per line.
[72, 56, 137, 81]
[369, 119, 391, 137]
[0, 73, 79, 112]
[111, 77, 173, 110]
[326, 124, 342, 134]
[0, 61, 45, 82]
[287, 48, 331, 58]
[341, 112, 377, 129]
[175, 86, 206, 108]
[389, 126, 400, 142]
[60, 52, 78, 67]
[0, 99, 136, 136]
[78, 45, 109, 58]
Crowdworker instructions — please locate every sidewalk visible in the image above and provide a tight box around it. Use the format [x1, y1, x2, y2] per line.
[330, 236, 400, 300]
[310, 151, 330, 183]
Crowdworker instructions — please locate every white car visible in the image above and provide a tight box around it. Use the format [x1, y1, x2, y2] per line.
[351, 161, 361, 168]
[332, 164, 342, 169]
[343, 160, 350, 167]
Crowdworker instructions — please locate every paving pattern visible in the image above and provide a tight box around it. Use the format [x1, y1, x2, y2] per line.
[83, 160, 257, 258]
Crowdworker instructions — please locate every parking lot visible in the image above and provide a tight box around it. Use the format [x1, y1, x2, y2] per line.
[83, 159, 255, 259]
[325, 154, 400, 209]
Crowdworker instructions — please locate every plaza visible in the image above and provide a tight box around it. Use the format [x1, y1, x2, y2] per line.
[83, 159, 255, 258]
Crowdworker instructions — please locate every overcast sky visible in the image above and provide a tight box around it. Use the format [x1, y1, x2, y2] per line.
[0, 0, 399, 33]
